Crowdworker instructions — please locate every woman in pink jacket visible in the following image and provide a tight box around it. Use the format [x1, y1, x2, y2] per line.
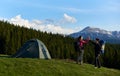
[76, 36, 89, 64]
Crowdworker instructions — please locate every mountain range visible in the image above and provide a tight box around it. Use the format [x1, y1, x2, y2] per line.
[69, 26, 120, 44]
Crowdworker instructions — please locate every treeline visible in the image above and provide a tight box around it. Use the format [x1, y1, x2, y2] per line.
[0, 20, 75, 59]
[0, 20, 120, 69]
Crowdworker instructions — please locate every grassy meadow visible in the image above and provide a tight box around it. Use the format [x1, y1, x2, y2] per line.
[0, 56, 120, 76]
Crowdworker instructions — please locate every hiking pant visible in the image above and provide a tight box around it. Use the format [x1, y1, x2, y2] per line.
[95, 54, 101, 68]
[77, 49, 84, 63]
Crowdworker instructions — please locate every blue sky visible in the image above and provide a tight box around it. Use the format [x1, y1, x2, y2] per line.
[0, 0, 120, 34]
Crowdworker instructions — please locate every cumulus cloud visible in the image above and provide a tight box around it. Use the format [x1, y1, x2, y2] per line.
[45, 19, 54, 24]
[10, 15, 32, 28]
[32, 19, 43, 25]
[39, 24, 75, 34]
[63, 13, 77, 23]
[7, 15, 76, 34]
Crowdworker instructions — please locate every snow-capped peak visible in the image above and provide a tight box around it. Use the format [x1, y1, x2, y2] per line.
[80, 26, 112, 35]
[69, 26, 120, 43]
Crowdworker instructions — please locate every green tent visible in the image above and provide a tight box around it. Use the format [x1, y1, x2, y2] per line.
[12, 39, 51, 59]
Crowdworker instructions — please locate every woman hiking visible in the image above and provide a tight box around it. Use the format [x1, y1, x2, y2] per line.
[75, 36, 90, 64]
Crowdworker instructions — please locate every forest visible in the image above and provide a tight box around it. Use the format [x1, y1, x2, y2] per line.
[0, 20, 120, 69]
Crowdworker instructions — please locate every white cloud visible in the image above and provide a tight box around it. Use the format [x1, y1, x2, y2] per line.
[6, 15, 76, 34]
[39, 24, 75, 34]
[10, 15, 32, 28]
[63, 13, 77, 23]
[32, 19, 43, 25]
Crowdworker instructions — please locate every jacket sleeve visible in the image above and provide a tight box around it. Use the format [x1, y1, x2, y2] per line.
[82, 38, 90, 44]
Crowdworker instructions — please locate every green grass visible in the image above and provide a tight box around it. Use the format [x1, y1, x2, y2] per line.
[0, 58, 120, 76]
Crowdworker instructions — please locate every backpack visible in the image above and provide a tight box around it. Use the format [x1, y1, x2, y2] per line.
[99, 40, 105, 54]
[74, 41, 79, 52]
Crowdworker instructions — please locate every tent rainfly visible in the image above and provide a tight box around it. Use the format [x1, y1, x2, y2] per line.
[12, 39, 51, 59]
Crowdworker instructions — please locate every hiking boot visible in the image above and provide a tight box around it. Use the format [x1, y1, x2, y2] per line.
[94, 67, 97, 69]
[80, 61, 83, 65]
[98, 66, 101, 68]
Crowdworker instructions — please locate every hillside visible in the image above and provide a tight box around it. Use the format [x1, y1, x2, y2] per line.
[0, 58, 120, 76]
